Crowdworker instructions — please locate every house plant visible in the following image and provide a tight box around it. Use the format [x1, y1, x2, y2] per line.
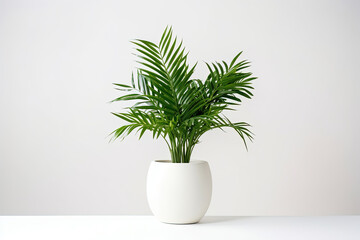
[111, 27, 256, 224]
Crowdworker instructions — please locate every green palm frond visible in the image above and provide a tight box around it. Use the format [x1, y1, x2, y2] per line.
[111, 27, 257, 163]
[111, 109, 168, 140]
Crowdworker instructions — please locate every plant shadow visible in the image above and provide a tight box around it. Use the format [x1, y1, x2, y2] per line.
[199, 216, 247, 224]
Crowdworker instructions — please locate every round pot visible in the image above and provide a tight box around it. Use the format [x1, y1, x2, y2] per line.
[147, 160, 212, 224]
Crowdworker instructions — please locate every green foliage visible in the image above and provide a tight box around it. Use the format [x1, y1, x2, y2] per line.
[111, 27, 256, 163]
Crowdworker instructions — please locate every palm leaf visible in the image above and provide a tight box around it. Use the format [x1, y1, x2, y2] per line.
[111, 27, 257, 163]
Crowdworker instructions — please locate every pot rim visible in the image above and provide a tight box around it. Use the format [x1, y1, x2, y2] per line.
[153, 160, 207, 165]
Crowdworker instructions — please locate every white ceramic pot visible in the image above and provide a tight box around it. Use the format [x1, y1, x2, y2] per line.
[147, 160, 212, 224]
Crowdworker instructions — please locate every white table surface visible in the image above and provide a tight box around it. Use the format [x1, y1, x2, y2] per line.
[0, 215, 359, 240]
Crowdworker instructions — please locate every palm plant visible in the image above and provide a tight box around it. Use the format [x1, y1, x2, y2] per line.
[111, 27, 256, 163]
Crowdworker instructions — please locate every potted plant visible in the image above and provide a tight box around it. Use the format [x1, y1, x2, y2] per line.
[111, 27, 256, 224]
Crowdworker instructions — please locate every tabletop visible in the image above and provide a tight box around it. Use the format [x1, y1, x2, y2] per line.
[1, 215, 359, 240]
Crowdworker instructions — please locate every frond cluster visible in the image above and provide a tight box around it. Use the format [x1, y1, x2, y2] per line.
[111, 27, 256, 163]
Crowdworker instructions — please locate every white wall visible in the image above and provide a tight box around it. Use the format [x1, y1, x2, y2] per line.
[0, 0, 359, 215]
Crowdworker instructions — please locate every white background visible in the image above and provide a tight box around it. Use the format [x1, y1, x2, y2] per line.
[0, 0, 359, 215]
